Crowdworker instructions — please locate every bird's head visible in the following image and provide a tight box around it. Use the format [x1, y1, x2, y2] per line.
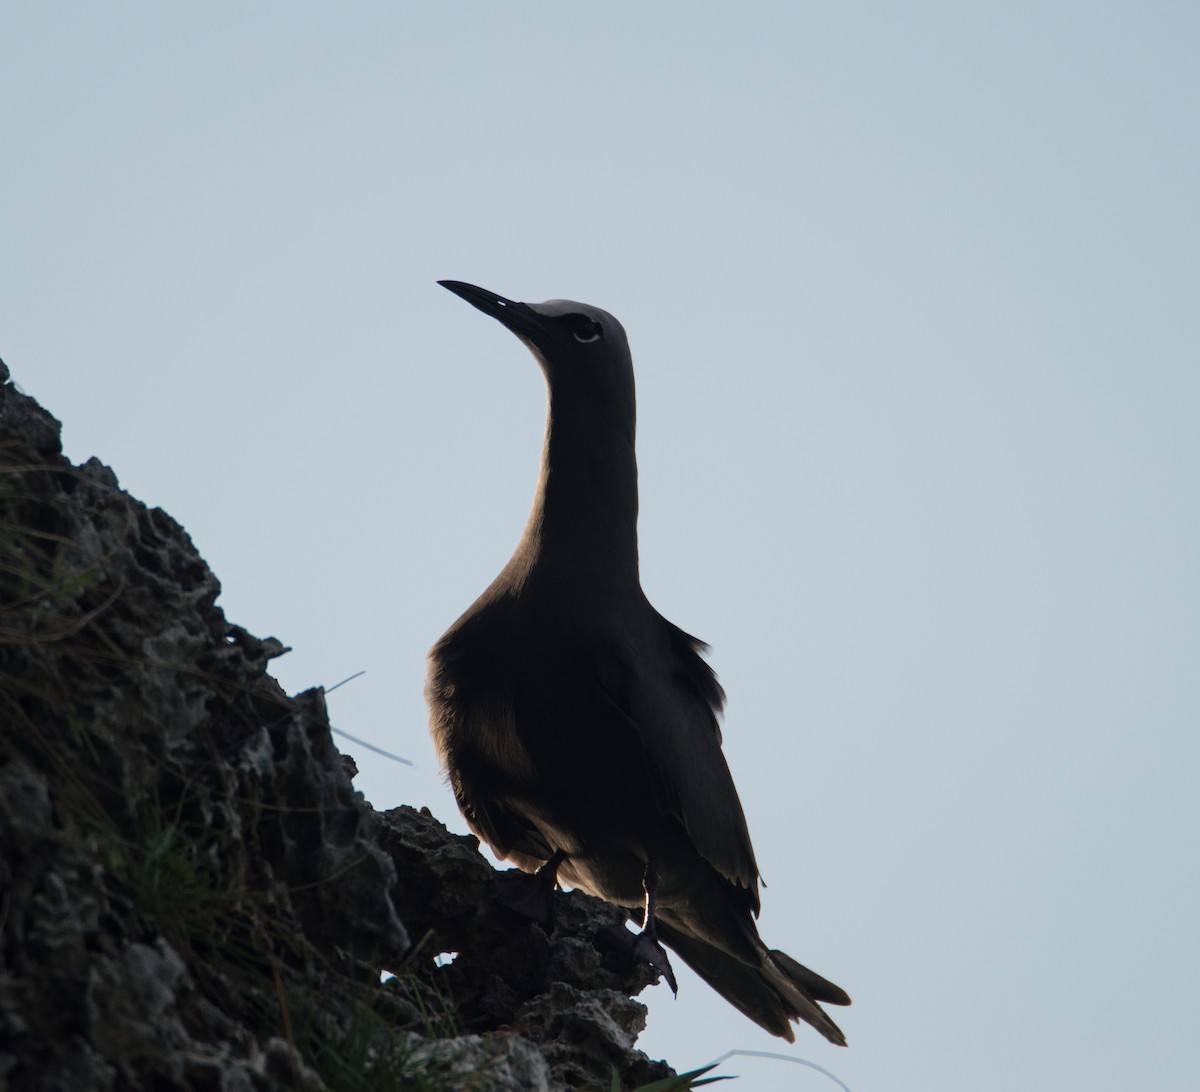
[438, 281, 634, 405]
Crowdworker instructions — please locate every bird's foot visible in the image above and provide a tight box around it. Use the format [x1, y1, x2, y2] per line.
[631, 929, 678, 996]
[492, 851, 566, 925]
[493, 869, 555, 924]
[625, 861, 677, 993]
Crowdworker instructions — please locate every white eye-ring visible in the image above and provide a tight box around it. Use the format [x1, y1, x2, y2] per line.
[570, 316, 603, 344]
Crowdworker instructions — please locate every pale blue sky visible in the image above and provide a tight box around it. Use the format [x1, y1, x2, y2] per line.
[4, 5, 1197, 1089]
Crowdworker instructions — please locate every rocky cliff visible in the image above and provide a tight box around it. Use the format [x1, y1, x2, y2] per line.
[0, 360, 685, 1091]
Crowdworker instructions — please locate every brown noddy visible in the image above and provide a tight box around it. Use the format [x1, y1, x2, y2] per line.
[426, 280, 850, 1045]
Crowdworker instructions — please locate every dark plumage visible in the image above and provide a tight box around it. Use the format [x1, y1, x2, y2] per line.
[426, 280, 849, 1044]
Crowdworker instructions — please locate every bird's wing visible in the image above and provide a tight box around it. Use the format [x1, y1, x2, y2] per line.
[598, 618, 762, 909]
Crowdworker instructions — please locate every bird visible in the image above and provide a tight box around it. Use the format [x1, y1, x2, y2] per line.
[426, 280, 850, 1045]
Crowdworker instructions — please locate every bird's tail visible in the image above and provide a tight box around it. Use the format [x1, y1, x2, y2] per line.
[656, 919, 850, 1046]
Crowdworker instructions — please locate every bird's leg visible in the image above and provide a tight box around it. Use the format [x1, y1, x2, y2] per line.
[631, 862, 678, 995]
[493, 848, 567, 925]
[534, 848, 567, 890]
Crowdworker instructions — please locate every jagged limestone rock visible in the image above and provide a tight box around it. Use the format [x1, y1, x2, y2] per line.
[0, 361, 676, 1091]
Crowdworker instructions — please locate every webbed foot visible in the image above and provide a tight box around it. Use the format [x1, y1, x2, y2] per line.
[492, 849, 566, 925]
[631, 928, 678, 995]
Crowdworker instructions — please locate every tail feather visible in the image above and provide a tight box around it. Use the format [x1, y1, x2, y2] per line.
[771, 948, 852, 1007]
[656, 919, 849, 1046]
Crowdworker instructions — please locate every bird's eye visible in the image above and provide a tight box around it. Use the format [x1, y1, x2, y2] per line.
[569, 316, 603, 344]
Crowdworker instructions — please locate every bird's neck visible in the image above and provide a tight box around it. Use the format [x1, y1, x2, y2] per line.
[515, 384, 641, 594]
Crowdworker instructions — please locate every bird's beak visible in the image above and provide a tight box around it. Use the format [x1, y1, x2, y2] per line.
[438, 280, 545, 342]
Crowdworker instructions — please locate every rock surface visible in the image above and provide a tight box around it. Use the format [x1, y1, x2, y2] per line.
[0, 359, 676, 1091]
